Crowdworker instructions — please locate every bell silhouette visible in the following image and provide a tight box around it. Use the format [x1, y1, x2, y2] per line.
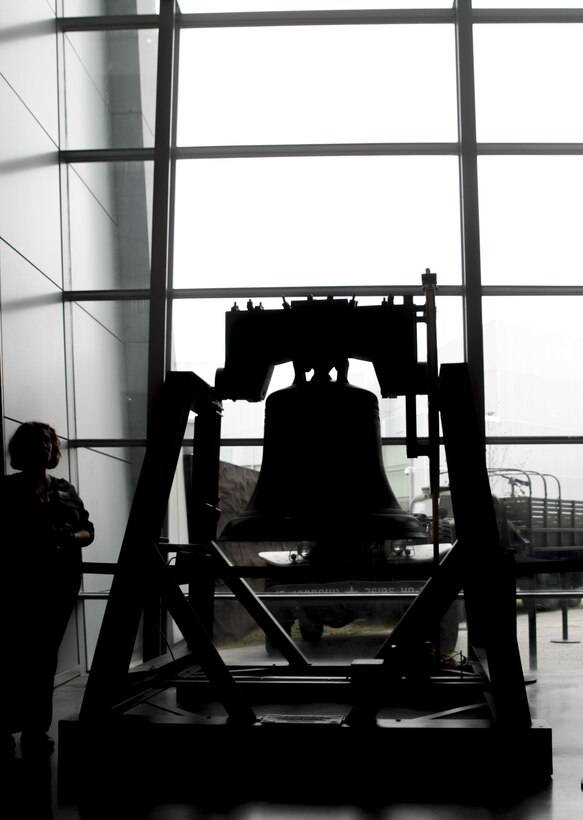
[220, 379, 425, 542]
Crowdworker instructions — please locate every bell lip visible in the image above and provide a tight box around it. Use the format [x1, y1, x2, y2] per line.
[218, 511, 426, 542]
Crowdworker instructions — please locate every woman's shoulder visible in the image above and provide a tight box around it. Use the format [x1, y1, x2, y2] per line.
[51, 476, 79, 496]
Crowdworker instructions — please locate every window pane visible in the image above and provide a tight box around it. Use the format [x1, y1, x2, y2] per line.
[0, 249, 68, 431]
[482, 297, 583, 437]
[478, 156, 583, 286]
[474, 24, 583, 142]
[173, 296, 398, 440]
[431, 450, 583, 666]
[484, 446, 583, 506]
[172, 294, 463, 441]
[72, 300, 149, 438]
[63, 29, 158, 150]
[485, 446, 583, 617]
[173, 157, 461, 288]
[67, 162, 153, 289]
[79, 446, 145, 585]
[211, 446, 452, 658]
[178, 25, 457, 145]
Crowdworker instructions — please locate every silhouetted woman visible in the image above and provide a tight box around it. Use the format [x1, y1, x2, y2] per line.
[1, 422, 94, 760]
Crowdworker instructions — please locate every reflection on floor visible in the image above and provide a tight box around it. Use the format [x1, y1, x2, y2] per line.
[5, 607, 583, 819]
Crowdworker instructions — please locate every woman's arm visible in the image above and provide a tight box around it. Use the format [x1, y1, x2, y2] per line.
[69, 527, 94, 548]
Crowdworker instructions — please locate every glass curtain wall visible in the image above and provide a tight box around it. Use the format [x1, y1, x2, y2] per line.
[59, 0, 583, 670]
[58, 2, 160, 667]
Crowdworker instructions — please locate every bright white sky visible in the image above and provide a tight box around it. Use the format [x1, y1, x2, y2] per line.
[173, 17, 583, 296]
[168, 8, 583, 477]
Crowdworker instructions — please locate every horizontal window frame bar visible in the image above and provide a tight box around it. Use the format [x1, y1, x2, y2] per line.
[173, 286, 583, 299]
[170, 285, 457, 299]
[60, 144, 583, 165]
[67, 436, 583, 450]
[181, 9, 583, 28]
[64, 290, 152, 301]
[60, 145, 460, 163]
[58, 10, 455, 32]
[176, 143, 460, 159]
[480, 144, 583, 156]
[60, 149, 155, 163]
[57, 8, 583, 34]
[57, 14, 160, 31]
[179, 9, 454, 28]
[69, 439, 148, 449]
[63, 286, 583, 301]
[484, 437, 583, 446]
[218, 436, 583, 447]
[63, 285, 446, 301]
[473, 9, 583, 24]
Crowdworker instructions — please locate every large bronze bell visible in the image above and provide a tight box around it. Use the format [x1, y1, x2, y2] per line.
[219, 378, 425, 542]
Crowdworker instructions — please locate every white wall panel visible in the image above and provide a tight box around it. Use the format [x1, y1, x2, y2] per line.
[0, 243, 67, 432]
[71, 303, 131, 439]
[62, 30, 112, 150]
[69, 162, 116, 221]
[68, 161, 153, 291]
[68, 167, 120, 290]
[77, 441, 146, 671]
[77, 445, 143, 579]
[0, 0, 59, 143]
[0, 78, 62, 284]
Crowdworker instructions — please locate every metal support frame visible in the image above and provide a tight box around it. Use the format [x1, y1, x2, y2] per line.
[58, 286, 552, 805]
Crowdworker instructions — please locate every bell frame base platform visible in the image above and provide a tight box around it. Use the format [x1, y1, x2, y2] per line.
[58, 681, 552, 806]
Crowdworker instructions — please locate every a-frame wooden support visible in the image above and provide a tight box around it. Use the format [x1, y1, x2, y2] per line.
[80, 371, 307, 724]
[346, 361, 531, 727]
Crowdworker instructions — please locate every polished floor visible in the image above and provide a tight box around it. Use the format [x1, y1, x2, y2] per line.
[6, 607, 583, 819]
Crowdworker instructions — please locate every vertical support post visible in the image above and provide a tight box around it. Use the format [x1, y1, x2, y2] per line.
[146, 0, 177, 431]
[455, 0, 486, 433]
[551, 577, 580, 646]
[142, 550, 166, 660]
[528, 606, 538, 671]
[189, 394, 223, 544]
[423, 270, 441, 653]
[440, 363, 531, 728]
[182, 391, 224, 641]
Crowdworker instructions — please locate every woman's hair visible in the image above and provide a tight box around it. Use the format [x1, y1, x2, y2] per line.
[9, 421, 62, 471]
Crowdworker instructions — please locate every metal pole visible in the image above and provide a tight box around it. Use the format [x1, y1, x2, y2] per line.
[146, 0, 177, 435]
[455, 0, 486, 433]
